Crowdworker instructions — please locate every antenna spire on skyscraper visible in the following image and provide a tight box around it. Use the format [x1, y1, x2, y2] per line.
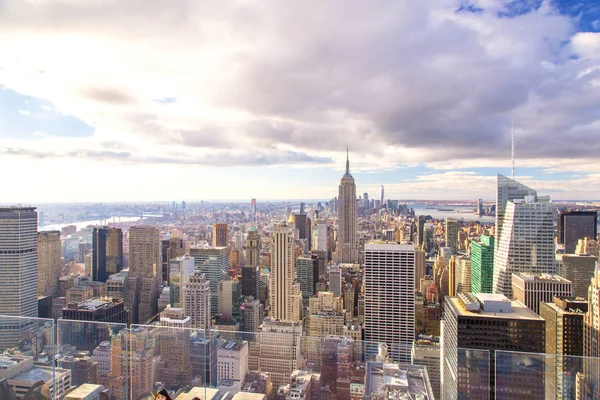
[345, 143, 350, 175]
[511, 113, 515, 180]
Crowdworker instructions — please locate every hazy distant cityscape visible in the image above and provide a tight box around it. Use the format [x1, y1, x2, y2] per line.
[1, 151, 600, 400]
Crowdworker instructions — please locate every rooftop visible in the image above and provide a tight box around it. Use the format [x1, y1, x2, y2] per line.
[220, 340, 247, 352]
[65, 298, 123, 311]
[365, 362, 433, 400]
[448, 294, 542, 321]
[513, 272, 571, 283]
[11, 366, 69, 383]
[365, 242, 415, 251]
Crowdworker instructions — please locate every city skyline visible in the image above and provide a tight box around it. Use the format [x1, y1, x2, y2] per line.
[1, 1, 600, 202]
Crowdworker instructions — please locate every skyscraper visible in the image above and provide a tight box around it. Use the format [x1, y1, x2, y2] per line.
[184, 272, 211, 330]
[212, 223, 228, 247]
[127, 225, 161, 324]
[269, 223, 302, 322]
[0, 207, 38, 348]
[559, 211, 598, 254]
[296, 255, 318, 299]
[512, 273, 573, 315]
[169, 255, 194, 308]
[495, 174, 537, 248]
[159, 307, 193, 388]
[37, 230, 61, 298]
[442, 293, 545, 399]
[493, 179, 554, 297]
[218, 278, 242, 321]
[245, 227, 261, 267]
[364, 242, 415, 362]
[161, 237, 185, 284]
[241, 265, 259, 299]
[189, 244, 230, 315]
[336, 150, 358, 264]
[380, 183, 384, 206]
[92, 227, 123, 283]
[417, 216, 426, 248]
[445, 217, 458, 255]
[328, 265, 342, 297]
[540, 296, 587, 400]
[470, 235, 494, 294]
[583, 266, 600, 397]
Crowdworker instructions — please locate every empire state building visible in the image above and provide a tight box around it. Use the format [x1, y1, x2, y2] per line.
[336, 150, 358, 263]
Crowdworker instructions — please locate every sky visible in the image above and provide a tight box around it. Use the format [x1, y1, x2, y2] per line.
[1, 0, 600, 203]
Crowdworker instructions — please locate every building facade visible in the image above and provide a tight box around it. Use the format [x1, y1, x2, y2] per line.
[336, 152, 359, 264]
[512, 273, 573, 315]
[92, 227, 123, 283]
[493, 192, 555, 297]
[442, 293, 545, 400]
[184, 272, 211, 330]
[470, 235, 494, 294]
[189, 245, 230, 315]
[364, 242, 415, 362]
[0, 207, 38, 348]
[37, 230, 62, 298]
[269, 223, 302, 322]
[213, 223, 229, 247]
[559, 211, 597, 254]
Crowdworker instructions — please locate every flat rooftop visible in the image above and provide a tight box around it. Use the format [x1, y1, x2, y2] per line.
[365, 242, 415, 251]
[11, 366, 69, 382]
[513, 272, 571, 283]
[365, 362, 433, 400]
[447, 296, 543, 321]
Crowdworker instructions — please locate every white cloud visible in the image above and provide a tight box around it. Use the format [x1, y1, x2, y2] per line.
[0, 0, 599, 200]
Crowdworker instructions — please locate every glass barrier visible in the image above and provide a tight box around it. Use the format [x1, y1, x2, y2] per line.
[496, 350, 600, 400]
[0, 315, 57, 399]
[495, 350, 547, 400]
[129, 323, 214, 400]
[57, 319, 128, 400]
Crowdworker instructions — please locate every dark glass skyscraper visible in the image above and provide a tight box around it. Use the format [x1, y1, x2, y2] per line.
[161, 237, 185, 283]
[559, 211, 598, 254]
[241, 265, 259, 299]
[92, 227, 123, 282]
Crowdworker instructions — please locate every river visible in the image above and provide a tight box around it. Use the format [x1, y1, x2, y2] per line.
[409, 204, 495, 223]
[41, 216, 143, 232]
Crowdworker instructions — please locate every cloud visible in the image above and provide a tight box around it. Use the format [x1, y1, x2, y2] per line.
[0, 0, 598, 173]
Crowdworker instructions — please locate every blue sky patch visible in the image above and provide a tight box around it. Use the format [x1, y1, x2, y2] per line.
[0, 87, 94, 139]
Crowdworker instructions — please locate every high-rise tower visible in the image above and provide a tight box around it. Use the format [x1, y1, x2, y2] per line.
[493, 185, 554, 297]
[92, 227, 123, 283]
[364, 242, 415, 363]
[0, 207, 38, 348]
[127, 225, 161, 324]
[269, 223, 302, 322]
[212, 223, 228, 247]
[189, 244, 230, 315]
[336, 149, 358, 263]
[37, 230, 61, 298]
[495, 174, 537, 253]
[445, 217, 458, 255]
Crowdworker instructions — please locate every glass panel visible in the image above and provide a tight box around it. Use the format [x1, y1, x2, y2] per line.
[495, 350, 546, 400]
[57, 319, 127, 399]
[496, 350, 600, 400]
[0, 315, 56, 399]
[129, 323, 213, 400]
[440, 347, 490, 400]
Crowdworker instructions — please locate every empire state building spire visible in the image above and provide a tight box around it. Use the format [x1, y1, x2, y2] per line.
[346, 145, 350, 175]
[336, 146, 358, 263]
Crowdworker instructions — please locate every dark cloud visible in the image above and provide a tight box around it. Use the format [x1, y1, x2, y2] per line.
[82, 88, 136, 105]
